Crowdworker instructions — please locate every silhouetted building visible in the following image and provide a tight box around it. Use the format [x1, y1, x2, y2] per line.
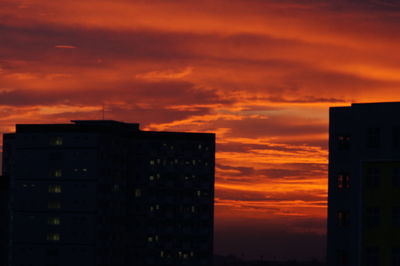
[2, 120, 215, 266]
[0, 175, 9, 266]
[328, 102, 400, 266]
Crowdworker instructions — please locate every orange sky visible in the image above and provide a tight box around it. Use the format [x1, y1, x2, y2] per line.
[2, 0, 400, 260]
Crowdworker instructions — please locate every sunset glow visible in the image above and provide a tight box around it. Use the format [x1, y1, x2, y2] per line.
[2, 0, 400, 260]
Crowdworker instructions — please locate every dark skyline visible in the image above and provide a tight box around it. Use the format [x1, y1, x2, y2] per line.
[2, 120, 215, 265]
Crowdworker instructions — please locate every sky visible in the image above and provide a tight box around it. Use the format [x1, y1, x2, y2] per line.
[2, 0, 400, 261]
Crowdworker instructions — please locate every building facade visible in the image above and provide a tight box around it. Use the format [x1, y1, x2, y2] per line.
[2, 120, 215, 266]
[328, 102, 400, 266]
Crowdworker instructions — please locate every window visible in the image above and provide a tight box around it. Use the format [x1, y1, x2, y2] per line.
[46, 248, 59, 257]
[365, 207, 380, 227]
[48, 201, 61, 209]
[365, 247, 379, 266]
[366, 168, 380, 188]
[393, 248, 400, 266]
[134, 189, 141, 197]
[46, 233, 60, 241]
[48, 185, 61, 193]
[338, 135, 351, 150]
[393, 127, 400, 149]
[50, 137, 63, 146]
[337, 211, 348, 226]
[48, 217, 61, 225]
[393, 207, 400, 227]
[337, 249, 349, 266]
[366, 128, 380, 149]
[51, 169, 62, 177]
[337, 173, 350, 189]
[393, 168, 400, 187]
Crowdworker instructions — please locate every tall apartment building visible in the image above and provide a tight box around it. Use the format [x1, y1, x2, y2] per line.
[328, 102, 400, 266]
[1, 120, 215, 266]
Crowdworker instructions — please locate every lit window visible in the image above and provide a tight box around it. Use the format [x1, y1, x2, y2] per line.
[198, 144, 202, 149]
[147, 236, 153, 242]
[337, 174, 350, 189]
[197, 190, 201, 197]
[48, 201, 61, 209]
[160, 251, 164, 257]
[48, 185, 61, 193]
[46, 233, 60, 241]
[52, 170, 62, 177]
[149, 175, 155, 181]
[192, 160, 196, 165]
[48, 217, 61, 225]
[190, 251, 194, 257]
[150, 160, 155, 165]
[134, 189, 141, 197]
[50, 137, 63, 146]
[150, 206, 154, 212]
[191, 206, 196, 213]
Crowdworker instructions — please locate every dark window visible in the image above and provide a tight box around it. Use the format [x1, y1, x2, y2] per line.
[393, 127, 400, 149]
[338, 135, 351, 150]
[393, 207, 400, 227]
[337, 249, 349, 266]
[365, 207, 380, 227]
[367, 128, 380, 149]
[46, 248, 59, 257]
[365, 247, 379, 266]
[337, 173, 350, 189]
[393, 168, 400, 187]
[337, 211, 348, 226]
[366, 168, 380, 188]
[393, 248, 400, 266]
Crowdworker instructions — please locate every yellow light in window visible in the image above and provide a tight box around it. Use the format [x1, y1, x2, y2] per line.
[160, 251, 164, 257]
[50, 137, 63, 146]
[147, 236, 153, 242]
[149, 175, 154, 181]
[53, 170, 62, 177]
[48, 217, 61, 225]
[150, 160, 155, 165]
[48, 185, 61, 193]
[197, 190, 201, 197]
[134, 189, 141, 197]
[46, 233, 60, 241]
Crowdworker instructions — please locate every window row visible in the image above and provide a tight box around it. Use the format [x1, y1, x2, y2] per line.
[338, 126, 400, 151]
[336, 207, 400, 227]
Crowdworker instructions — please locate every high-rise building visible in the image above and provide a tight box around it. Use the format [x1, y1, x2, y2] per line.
[2, 120, 215, 266]
[328, 102, 400, 266]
